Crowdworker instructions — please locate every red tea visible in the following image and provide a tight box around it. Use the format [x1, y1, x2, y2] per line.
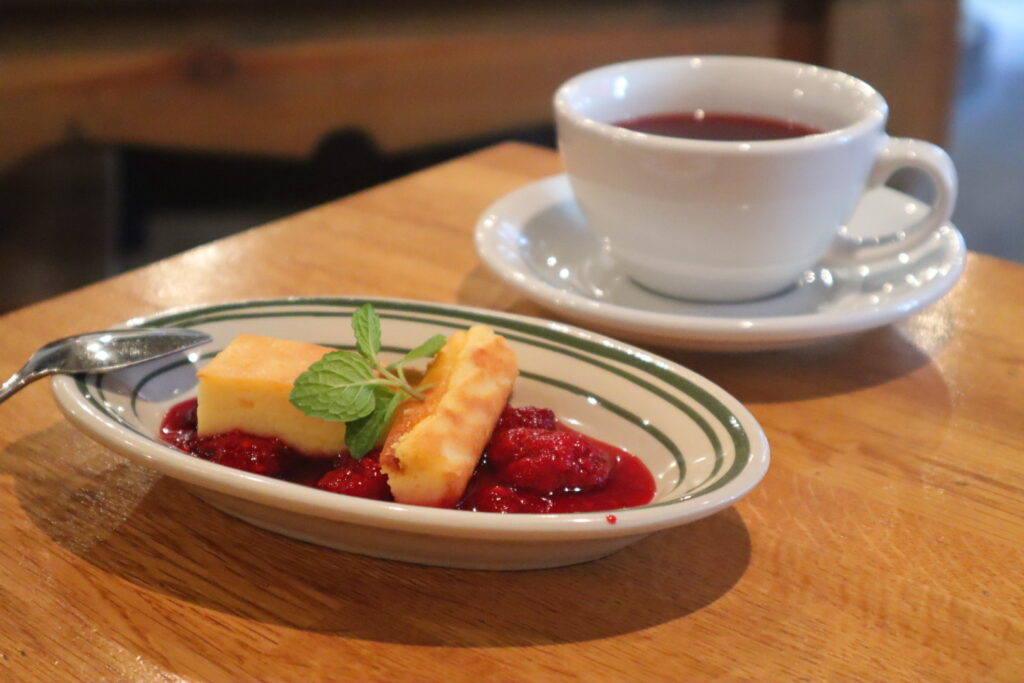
[614, 111, 822, 141]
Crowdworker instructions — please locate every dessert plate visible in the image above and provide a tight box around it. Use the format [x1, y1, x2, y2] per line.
[51, 297, 769, 570]
[475, 175, 967, 350]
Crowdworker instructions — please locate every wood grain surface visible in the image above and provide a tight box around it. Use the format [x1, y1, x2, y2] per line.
[0, 143, 1021, 682]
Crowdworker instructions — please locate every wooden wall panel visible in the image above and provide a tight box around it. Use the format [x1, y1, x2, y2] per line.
[0, 1, 957, 168]
[826, 0, 960, 144]
[0, 1, 797, 169]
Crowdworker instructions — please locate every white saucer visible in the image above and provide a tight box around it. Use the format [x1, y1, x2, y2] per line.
[475, 174, 966, 351]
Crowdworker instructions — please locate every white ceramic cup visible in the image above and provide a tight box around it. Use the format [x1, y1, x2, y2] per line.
[554, 56, 958, 302]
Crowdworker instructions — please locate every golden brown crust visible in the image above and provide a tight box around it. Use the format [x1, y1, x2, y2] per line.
[196, 334, 333, 387]
[380, 325, 518, 507]
[195, 334, 345, 455]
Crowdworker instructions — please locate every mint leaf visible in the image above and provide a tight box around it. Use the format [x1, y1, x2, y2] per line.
[391, 334, 447, 369]
[289, 350, 377, 422]
[345, 386, 404, 459]
[290, 304, 449, 460]
[352, 303, 381, 362]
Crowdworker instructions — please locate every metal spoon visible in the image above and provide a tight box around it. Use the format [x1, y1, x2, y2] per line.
[0, 328, 211, 404]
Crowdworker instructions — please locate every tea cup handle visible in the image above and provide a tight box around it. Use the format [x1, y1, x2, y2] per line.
[825, 137, 958, 265]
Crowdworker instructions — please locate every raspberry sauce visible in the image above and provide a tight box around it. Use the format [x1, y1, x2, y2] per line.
[159, 400, 655, 513]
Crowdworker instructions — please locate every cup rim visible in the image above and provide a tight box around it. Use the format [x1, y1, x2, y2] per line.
[553, 55, 887, 152]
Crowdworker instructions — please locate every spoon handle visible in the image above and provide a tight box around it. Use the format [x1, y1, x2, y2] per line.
[0, 366, 45, 404]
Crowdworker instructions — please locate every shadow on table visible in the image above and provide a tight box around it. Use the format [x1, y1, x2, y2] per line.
[2, 423, 751, 648]
[663, 325, 938, 404]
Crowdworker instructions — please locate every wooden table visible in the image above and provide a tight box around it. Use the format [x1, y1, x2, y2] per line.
[0, 143, 1021, 681]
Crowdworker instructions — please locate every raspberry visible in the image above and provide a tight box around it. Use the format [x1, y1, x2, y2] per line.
[159, 398, 199, 452]
[468, 485, 553, 514]
[486, 428, 531, 470]
[316, 451, 392, 501]
[493, 405, 557, 432]
[493, 429, 613, 494]
[193, 430, 291, 477]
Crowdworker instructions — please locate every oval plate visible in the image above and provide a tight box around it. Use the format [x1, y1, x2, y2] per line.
[52, 297, 769, 570]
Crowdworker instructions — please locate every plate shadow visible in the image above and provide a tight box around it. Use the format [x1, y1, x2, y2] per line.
[659, 324, 941, 403]
[2, 424, 752, 647]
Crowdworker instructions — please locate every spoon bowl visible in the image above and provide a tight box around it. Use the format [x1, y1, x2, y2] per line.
[0, 329, 211, 403]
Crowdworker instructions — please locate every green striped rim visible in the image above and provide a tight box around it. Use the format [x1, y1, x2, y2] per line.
[79, 298, 753, 505]
[152, 298, 743, 462]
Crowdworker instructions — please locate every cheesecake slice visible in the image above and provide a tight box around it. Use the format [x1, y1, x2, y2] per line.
[380, 325, 518, 507]
[196, 334, 346, 455]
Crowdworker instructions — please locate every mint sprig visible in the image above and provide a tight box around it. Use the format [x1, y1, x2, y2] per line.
[289, 303, 446, 459]
[343, 387, 404, 459]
